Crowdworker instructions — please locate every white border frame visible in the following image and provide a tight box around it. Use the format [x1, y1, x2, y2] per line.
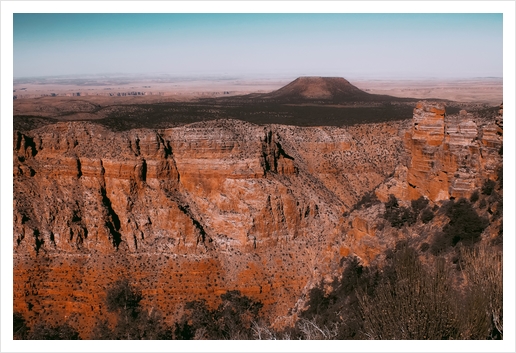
[2, 2, 514, 352]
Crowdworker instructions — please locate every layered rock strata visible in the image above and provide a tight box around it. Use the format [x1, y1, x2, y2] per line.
[377, 102, 503, 202]
[13, 119, 402, 336]
[13, 101, 502, 336]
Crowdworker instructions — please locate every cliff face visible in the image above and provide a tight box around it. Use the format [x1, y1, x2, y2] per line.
[13, 118, 402, 336]
[343, 102, 503, 269]
[376, 102, 503, 202]
[12, 102, 502, 336]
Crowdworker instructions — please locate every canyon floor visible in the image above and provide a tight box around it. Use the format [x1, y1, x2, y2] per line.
[12, 76, 503, 340]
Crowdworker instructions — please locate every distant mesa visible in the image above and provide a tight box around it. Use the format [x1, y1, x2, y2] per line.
[257, 76, 411, 103]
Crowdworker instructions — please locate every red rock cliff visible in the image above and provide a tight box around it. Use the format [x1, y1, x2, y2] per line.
[13, 118, 403, 336]
[377, 101, 502, 202]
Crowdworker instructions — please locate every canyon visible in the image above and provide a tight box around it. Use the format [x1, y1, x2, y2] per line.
[12, 78, 503, 338]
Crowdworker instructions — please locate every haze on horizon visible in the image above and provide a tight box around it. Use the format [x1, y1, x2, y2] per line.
[14, 13, 502, 79]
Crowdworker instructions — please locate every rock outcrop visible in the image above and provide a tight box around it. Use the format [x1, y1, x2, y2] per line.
[377, 101, 503, 202]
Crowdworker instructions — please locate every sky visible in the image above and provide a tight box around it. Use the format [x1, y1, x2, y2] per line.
[13, 13, 503, 79]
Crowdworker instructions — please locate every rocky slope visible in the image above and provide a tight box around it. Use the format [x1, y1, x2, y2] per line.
[12, 101, 502, 337]
[341, 102, 502, 269]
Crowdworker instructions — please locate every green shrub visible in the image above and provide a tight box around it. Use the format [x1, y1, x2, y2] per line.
[292, 244, 503, 340]
[297, 257, 380, 339]
[105, 279, 142, 317]
[430, 232, 451, 256]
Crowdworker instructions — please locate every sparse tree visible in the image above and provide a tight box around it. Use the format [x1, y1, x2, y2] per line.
[459, 244, 503, 339]
[27, 321, 80, 340]
[13, 312, 29, 340]
[98, 279, 170, 340]
[177, 290, 263, 340]
[358, 247, 460, 339]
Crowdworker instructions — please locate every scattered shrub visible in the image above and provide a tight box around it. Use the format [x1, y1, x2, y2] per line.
[496, 167, 503, 188]
[481, 179, 496, 196]
[358, 247, 461, 339]
[384, 195, 417, 228]
[469, 190, 479, 203]
[443, 198, 487, 247]
[27, 322, 80, 340]
[411, 196, 429, 214]
[93, 279, 170, 340]
[421, 208, 435, 224]
[353, 191, 379, 211]
[176, 290, 263, 340]
[459, 244, 503, 339]
[105, 279, 142, 317]
[13, 312, 29, 340]
[430, 232, 451, 256]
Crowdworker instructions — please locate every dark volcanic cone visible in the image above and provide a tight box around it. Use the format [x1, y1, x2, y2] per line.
[265, 77, 367, 100]
[257, 76, 411, 103]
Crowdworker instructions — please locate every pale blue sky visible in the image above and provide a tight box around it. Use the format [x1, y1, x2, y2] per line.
[13, 14, 503, 78]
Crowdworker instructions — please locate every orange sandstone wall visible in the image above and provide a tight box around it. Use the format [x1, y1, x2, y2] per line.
[13, 119, 402, 337]
[377, 102, 502, 203]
